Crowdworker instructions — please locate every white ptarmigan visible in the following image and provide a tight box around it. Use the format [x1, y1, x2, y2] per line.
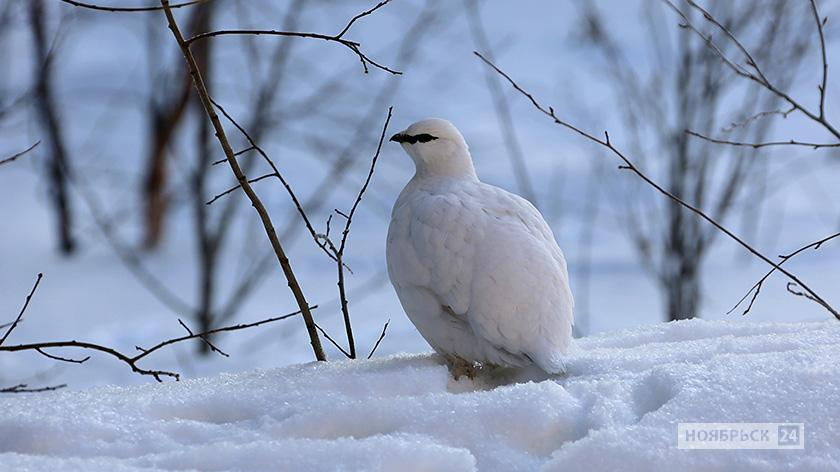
[386, 118, 573, 378]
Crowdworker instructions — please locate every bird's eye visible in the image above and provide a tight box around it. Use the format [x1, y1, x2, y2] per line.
[414, 133, 438, 143]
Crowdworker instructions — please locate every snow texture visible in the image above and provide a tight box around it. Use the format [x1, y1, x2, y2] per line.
[387, 119, 573, 373]
[2, 319, 839, 471]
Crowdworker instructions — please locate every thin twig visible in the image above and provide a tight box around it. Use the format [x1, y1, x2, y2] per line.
[35, 347, 90, 363]
[206, 172, 276, 205]
[686, 130, 840, 149]
[335, 0, 392, 39]
[721, 107, 795, 133]
[59, 0, 206, 13]
[332, 107, 392, 358]
[314, 322, 351, 358]
[338, 107, 392, 257]
[810, 0, 828, 120]
[728, 231, 840, 315]
[1, 273, 43, 346]
[161, 0, 327, 361]
[367, 319, 390, 359]
[184, 0, 399, 76]
[0, 383, 67, 393]
[0, 141, 40, 167]
[209, 97, 338, 265]
[178, 318, 229, 357]
[474, 51, 840, 321]
[787, 282, 820, 303]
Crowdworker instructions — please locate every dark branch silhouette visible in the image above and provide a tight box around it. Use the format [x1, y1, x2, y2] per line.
[1, 383, 67, 393]
[58, 0, 207, 13]
[316, 107, 393, 359]
[0, 306, 316, 382]
[685, 131, 839, 150]
[728, 231, 840, 316]
[0, 141, 40, 167]
[0, 273, 43, 346]
[367, 319, 390, 359]
[184, 0, 400, 75]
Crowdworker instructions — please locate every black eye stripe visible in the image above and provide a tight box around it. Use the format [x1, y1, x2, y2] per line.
[391, 132, 440, 144]
[414, 133, 438, 143]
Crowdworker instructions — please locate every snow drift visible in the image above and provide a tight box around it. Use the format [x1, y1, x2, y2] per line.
[2, 319, 839, 471]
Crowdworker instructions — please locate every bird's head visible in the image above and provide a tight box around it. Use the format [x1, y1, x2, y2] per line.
[390, 118, 477, 179]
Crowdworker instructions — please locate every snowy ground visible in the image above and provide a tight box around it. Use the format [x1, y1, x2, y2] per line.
[2, 319, 838, 471]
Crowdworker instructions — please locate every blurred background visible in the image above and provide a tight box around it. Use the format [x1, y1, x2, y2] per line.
[1, 0, 839, 389]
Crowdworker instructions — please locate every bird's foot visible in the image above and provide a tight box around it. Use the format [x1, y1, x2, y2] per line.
[445, 355, 479, 380]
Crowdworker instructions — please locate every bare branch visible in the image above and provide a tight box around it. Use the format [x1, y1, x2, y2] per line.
[208, 97, 337, 263]
[810, 0, 828, 120]
[332, 106, 393, 359]
[367, 319, 390, 359]
[1, 383, 67, 393]
[59, 0, 207, 13]
[313, 322, 352, 359]
[0, 307, 314, 382]
[205, 172, 276, 205]
[35, 347, 90, 364]
[721, 107, 795, 133]
[728, 231, 840, 315]
[335, 0, 392, 39]
[338, 107, 392, 257]
[184, 1, 400, 75]
[686, 130, 840, 149]
[1, 273, 43, 346]
[787, 282, 820, 303]
[178, 319, 228, 357]
[160, 0, 327, 361]
[0, 141, 40, 167]
[474, 51, 840, 321]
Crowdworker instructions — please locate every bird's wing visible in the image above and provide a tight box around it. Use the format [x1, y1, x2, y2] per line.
[461, 184, 574, 368]
[387, 189, 480, 317]
[476, 186, 573, 311]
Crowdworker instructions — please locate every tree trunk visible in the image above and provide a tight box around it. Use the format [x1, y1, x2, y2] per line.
[664, 261, 701, 321]
[30, 0, 75, 255]
[143, 5, 211, 249]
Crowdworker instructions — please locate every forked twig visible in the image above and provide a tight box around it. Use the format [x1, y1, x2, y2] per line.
[728, 231, 840, 315]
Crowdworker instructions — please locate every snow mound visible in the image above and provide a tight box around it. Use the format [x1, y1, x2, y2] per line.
[2, 319, 839, 471]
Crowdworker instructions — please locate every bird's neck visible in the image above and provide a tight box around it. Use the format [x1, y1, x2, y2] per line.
[412, 149, 479, 182]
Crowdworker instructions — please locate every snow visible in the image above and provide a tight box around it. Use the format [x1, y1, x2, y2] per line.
[3, 319, 839, 471]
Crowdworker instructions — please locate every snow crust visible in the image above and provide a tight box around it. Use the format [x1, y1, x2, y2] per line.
[2, 319, 839, 471]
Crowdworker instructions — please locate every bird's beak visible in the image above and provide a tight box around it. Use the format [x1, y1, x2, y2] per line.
[390, 132, 407, 143]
